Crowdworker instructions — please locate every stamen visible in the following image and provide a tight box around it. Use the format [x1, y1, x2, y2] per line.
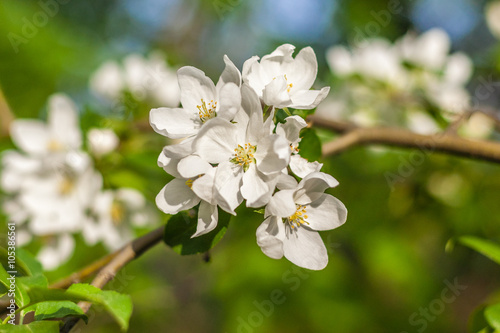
[230, 143, 257, 172]
[197, 99, 217, 123]
[286, 205, 309, 229]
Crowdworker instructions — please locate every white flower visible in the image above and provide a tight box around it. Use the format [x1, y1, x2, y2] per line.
[87, 128, 120, 157]
[397, 28, 451, 70]
[83, 188, 151, 250]
[0, 93, 105, 269]
[243, 44, 330, 109]
[37, 234, 75, 271]
[9, 94, 82, 157]
[150, 56, 241, 139]
[90, 52, 181, 107]
[327, 40, 406, 85]
[156, 154, 220, 237]
[276, 116, 323, 178]
[256, 172, 347, 270]
[486, 1, 500, 40]
[193, 85, 291, 213]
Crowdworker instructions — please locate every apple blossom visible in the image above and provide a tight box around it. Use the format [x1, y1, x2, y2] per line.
[257, 172, 347, 270]
[243, 44, 330, 109]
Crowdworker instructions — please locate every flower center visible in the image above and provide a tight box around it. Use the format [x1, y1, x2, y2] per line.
[197, 99, 217, 123]
[58, 177, 75, 195]
[111, 201, 125, 226]
[284, 74, 293, 93]
[290, 143, 299, 154]
[48, 139, 63, 151]
[286, 204, 309, 229]
[230, 143, 256, 172]
[272, 74, 293, 93]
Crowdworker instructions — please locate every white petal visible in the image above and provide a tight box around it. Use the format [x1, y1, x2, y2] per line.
[48, 94, 82, 150]
[267, 189, 296, 218]
[158, 150, 182, 178]
[283, 227, 328, 270]
[277, 116, 307, 143]
[178, 66, 217, 112]
[163, 138, 194, 159]
[262, 76, 291, 108]
[191, 168, 216, 204]
[295, 172, 339, 204]
[150, 107, 199, 139]
[156, 179, 200, 214]
[326, 46, 354, 76]
[276, 173, 298, 190]
[193, 118, 236, 164]
[192, 201, 218, 237]
[178, 155, 212, 178]
[256, 216, 285, 259]
[305, 194, 347, 231]
[241, 164, 275, 208]
[216, 55, 241, 90]
[290, 87, 330, 110]
[255, 134, 290, 175]
[283, 46, 317, 92]
[213, 160, 243, 214]
[37, 234, 75, 271]
[262, 44, 296, 62]
[217, 82, 241, 121]
[87, 128, 119, 156]
[10, 120, 50, 155]
[289, 155, 323, 178]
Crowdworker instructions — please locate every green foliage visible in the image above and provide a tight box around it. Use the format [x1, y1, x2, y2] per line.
[485, 303, 500, 331]
[24, 301, 88, 323]
[26, 284, 133, 331]
[298, 128, 322, 162]
[0, 321, 59, 333]
[163, 207, 231, 255]
[459, 236, 500, 265]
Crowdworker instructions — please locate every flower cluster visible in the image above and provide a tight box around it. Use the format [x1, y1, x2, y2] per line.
[150, 44, 347, 270]
[90, 51, 180, 107]
[317, 28, 494, 138]
[1, 94, 150, 270]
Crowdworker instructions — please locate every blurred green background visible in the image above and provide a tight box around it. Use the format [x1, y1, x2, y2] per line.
[1, 0, 500, 332]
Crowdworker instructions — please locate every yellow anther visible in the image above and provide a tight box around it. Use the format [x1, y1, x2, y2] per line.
[197, 98, 217, 123]
[286, 204, 310, 229]
[230, 143, 257, 172]
[111, 201, 125, 226]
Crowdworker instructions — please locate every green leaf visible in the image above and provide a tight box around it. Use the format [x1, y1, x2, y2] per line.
[298, 128, 322, 162]
[0, 321, 59, 333]
[24, 301, 88, 323]
[66, 284, 132, 331]
[459, 236, 500, 265]
[16, 249, 43, 277]
[0, 261, 12, 297]
[0, 247, 31, 277]
[163, 207, 231, 255]
[26, 284, 132, 331]
[486, 303, 500, 330]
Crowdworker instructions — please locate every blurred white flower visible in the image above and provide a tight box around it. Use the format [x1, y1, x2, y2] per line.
[90, 52, 181, 107]
[486, 1, 500, 39]
[87, 128, 120, 157]
[459, 112, 495, 139]
[322, 28, 478, 136]
[1, 93, 152, 270]
[83, 188, 151, 250]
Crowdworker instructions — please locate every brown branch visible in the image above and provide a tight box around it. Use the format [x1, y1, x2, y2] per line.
[59, 226, 165, 333]
[309, 115, 500, 163]
[0, 89, 14, 138]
